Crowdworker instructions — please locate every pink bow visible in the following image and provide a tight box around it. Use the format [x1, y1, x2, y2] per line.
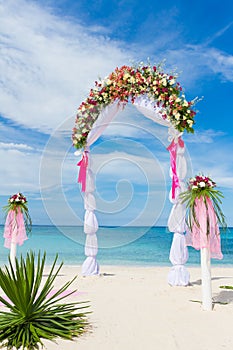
[167, 137, 184, 199]
[77, 151, 89, 192]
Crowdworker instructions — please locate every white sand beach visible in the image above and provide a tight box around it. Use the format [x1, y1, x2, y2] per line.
[39, 265, 233, 350]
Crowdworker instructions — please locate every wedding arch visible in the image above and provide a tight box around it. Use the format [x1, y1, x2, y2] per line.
[72, 63, 197, 286]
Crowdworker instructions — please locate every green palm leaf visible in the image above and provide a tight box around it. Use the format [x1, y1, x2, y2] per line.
[0, 251, 90, 349]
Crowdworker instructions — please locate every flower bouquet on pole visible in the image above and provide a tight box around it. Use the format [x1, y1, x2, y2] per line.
[180, 175, 226, 310]
[3, 193, 32, 269]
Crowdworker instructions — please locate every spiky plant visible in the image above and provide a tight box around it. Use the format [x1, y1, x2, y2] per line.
[0, 251, 89, 349]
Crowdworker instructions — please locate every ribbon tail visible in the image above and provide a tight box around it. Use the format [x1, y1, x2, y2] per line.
[167, 139, 180, 199]
[77, 152, 89, 192]
[190, 197, 223, 259]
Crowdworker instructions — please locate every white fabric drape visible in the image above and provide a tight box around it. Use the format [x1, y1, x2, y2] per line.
[80, 102, 123, 275]
[134, 96, 171, 127]
[167, 232, 190, 286]
[81, 152, 99, 275]
[87, 101, 124, 145]
[134, 97, 190, 285]
[77, 97, 190, 282]
[167, 127, 190, 286]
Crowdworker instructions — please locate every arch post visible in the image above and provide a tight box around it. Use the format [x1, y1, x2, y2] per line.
[77, 149, 99, 276]
[167, 129, 190, 286]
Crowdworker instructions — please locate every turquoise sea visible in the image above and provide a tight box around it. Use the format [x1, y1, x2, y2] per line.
[0, 225, 232, 267]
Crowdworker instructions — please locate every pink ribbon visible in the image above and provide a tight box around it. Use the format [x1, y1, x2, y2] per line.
[77, 151, 89, 192]
[3, 209, 28, 249]
[167, 137, 184, 199]
[186, 197, 223, 259]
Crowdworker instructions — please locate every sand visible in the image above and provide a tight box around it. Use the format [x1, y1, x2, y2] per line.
[39, 265, 233, 350]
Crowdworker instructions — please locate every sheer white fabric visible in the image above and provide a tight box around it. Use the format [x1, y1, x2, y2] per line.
[84, 210, 98, 234]
[81, 256, 99, 275]
[87, 101, 123, 145]
[77, 97, 190, 281]
[167, 128, 189, 286]
[81, 153, 99, 275]
[167, 232, 190, 286]
[84, 193, 96, 211]
[81, 102, 123, 275]
[134, 96, 171, 127]
[84, 234, 98, 256]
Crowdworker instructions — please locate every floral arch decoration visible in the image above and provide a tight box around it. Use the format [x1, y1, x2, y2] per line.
[72, 63, 197, 284]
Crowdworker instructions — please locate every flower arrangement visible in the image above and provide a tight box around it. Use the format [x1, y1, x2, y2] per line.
[3, 192, 32, 234]
[72, 63, 198, 149]
[180, 175, 226, 234]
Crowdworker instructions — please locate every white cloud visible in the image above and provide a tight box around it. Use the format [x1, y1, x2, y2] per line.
[90, 151, 167, 184]
[1, 0, 233, 226]
[0, 0, 130, 132]
[207, 48, 233, 81]
[0, 147, 40, 194]
[1, 0, 232, 137]
[2, 0, 232, 138]
[0, 142, 34, 151]
[184, 129, 226, 144]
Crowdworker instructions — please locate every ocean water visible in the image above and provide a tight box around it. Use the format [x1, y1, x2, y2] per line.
[0, 225, 232, 267]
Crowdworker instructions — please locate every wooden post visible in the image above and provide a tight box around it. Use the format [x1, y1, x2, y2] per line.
[200, 247, 212, 311]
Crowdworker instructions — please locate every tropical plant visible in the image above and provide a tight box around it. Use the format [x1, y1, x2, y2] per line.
[0, 251, 89, 349]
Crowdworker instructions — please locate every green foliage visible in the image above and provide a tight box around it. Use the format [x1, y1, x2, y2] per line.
[220, 285, 233, 290]
[0, 251, 89, 349]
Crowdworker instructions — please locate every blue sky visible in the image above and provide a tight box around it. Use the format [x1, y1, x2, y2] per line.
[0, 0, 233, 227]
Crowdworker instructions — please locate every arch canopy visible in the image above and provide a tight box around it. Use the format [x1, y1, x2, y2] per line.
[72, 63, 197, 150]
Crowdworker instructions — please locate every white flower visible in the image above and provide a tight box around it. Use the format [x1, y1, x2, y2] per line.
[192, 185, 198, 189]
[123, 73, 130, 80]
[174, 113, 180, 120]
[199, 181, 206, 188]
[187, 120, 193, 126]
[75, 133, 82, 140]
[183, 101, 188, 107]
[175, 97, 181, 103]
[161, 78, 167, 86]
[170, 79, 175, 85]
